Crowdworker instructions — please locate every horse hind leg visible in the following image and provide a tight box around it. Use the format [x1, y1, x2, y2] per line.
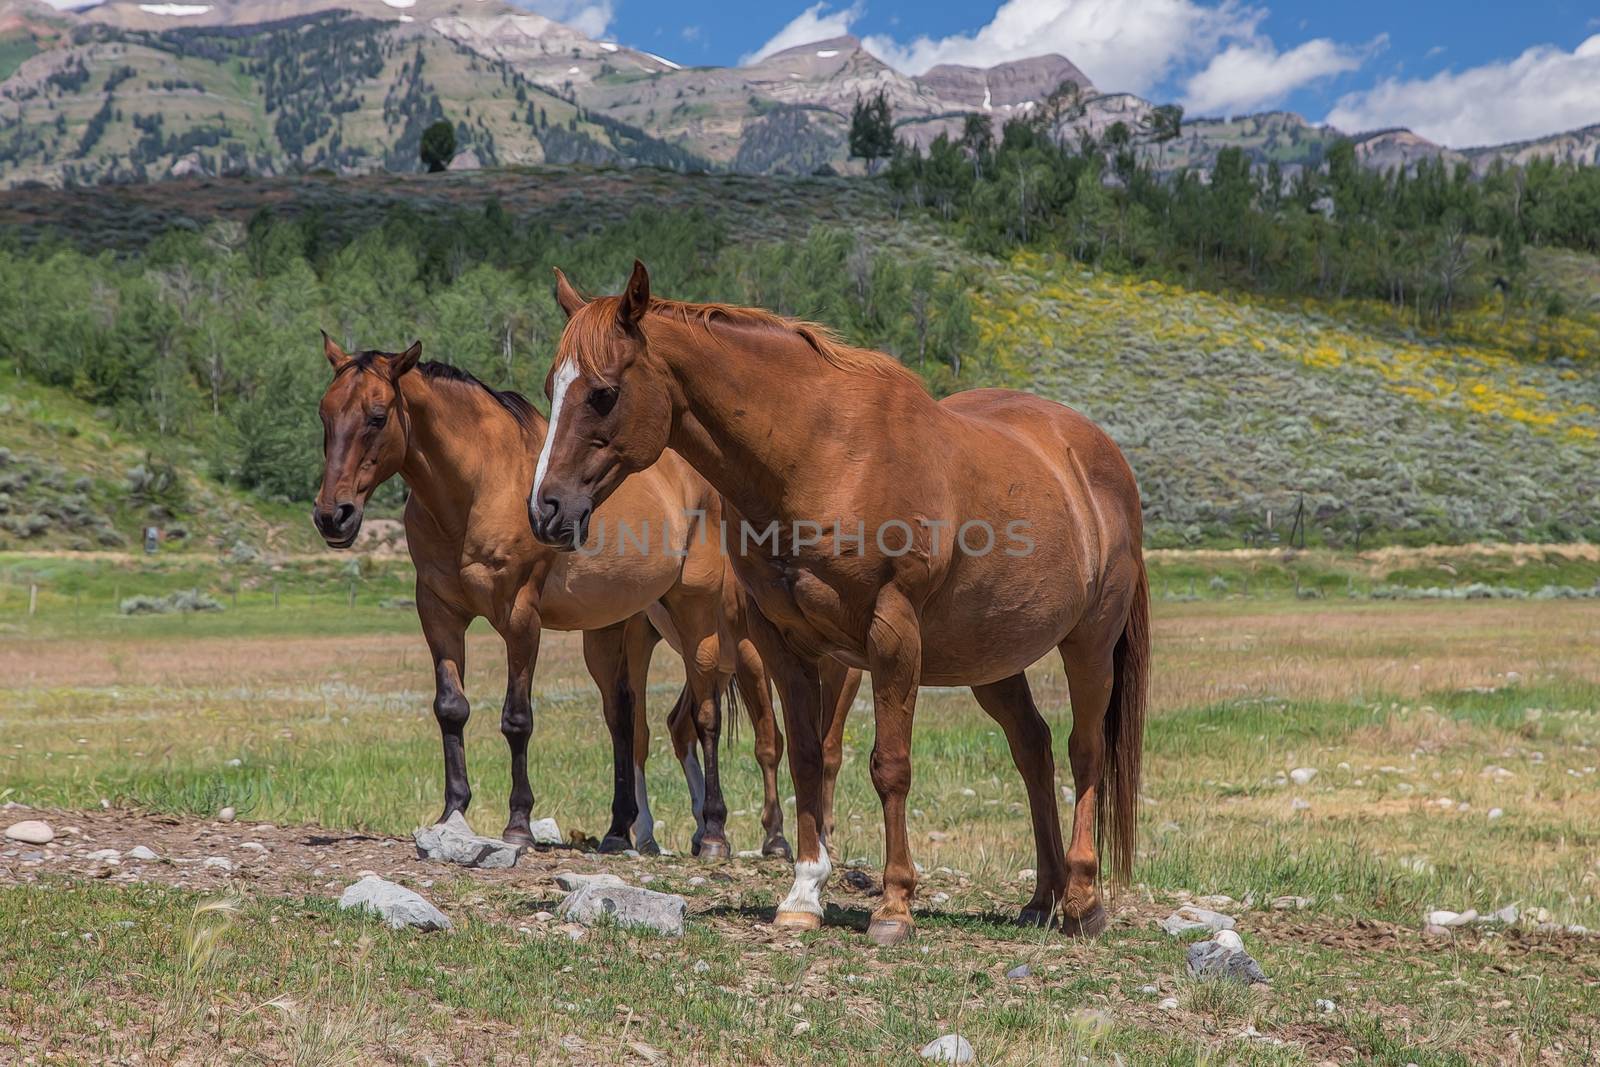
[1054, 636, 1118, 937]
[664, 684, 708, 854]
[625, 615, 661, 855]
[971, 673, 1070, 928]
[733, 637, 790, 859]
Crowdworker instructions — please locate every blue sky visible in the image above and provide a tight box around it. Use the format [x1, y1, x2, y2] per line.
[534, 0, 1600, 146]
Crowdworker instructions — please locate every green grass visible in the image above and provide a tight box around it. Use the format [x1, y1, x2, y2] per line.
[0, 34, 37, 82]
[4, 561, 1600, 1061]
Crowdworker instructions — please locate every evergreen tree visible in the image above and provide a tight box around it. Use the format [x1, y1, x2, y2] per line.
[849, 91, 894, 175]
[420, 119, 456, 173]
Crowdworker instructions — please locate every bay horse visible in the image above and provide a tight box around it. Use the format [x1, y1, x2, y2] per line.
[313, 334, 808, 857]
[529, 263, 1149, 944]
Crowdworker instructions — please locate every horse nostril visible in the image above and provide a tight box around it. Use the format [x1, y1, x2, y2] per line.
[540, 496, 560, 524]
[334, 503, 356, 528]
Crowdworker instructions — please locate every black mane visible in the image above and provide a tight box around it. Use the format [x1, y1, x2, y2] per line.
[347, 352, 540, 431]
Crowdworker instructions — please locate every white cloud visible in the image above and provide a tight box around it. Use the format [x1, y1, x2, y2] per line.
[742, 2, 864, 65]
[1183, 35, 1378, 116]
[512, 0, 615, 39]
[860, 0, 1264, 95]
[1326, 34, 1600, 147]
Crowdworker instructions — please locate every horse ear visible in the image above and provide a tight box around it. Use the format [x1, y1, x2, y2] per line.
[389, 341, 422, 380]
[322, 330, 351, 371]
[618, 259, 650, 328]
[553, 268, 587, 320]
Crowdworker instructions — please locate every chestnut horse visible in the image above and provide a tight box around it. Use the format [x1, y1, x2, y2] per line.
[529, 263, 1148, 944]
[313, 334, 808, 857]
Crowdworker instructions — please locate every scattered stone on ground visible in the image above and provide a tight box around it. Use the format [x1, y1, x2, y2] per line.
[124, 845, 158, 861]
[1005, 963, 1032, 980]
[4, 820, 54, 845]
[1271, 895, 1313, 910]
[1159, 905, 1236, 936]
[1289, 767, 1317, 785]
[413, 812, 526, 869]
[1316, 999, 1337, 1013]
[217, 807, 236, 824]
[338, 874, 451, 931]
[1070, 1008, 1111, 1035]
[842, 869, 877, 893]
[528, 818, 562, 846]
[85, 848, 121, 863]
[553, 871, 626, 892]
[1186, 938, 1269, 984]
[559, 882, 687, 936]
[203, 856, 233, 871]
[919, 1034, 975, 1064]
[692, 959, 711, 974]
[1426, 909, 1478, 928]
[1290, 798, 1311, 812]
[1158, 998, 1179, 1011]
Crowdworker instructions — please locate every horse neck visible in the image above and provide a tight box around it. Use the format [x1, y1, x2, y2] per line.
[396, 375, 515, 530]
[654, 317, 890, 529]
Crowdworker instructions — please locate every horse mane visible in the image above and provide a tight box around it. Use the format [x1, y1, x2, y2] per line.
[343, 352, 540, 431]
[556, 295, 921, 385]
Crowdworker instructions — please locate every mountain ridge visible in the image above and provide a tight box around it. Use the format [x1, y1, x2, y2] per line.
[1, 3, 1595, 186]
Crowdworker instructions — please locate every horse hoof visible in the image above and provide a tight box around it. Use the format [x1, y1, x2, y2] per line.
[501, 826, 536, 848]
[597, 834, 632, 854]
[1059, 904, 1108, 938]
[635, 838, 662, 857]
[698, 838, 730, 861]
[762, 835, 793, 861]
[1016, 907, 1054, 928]
[773, 910, 822, 932]
[867, 918, 914, 947]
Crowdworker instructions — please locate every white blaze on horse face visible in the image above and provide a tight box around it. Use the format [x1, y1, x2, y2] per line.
[632, 763, 656, 849]
[532, 359, 580, 505]
[778, 851, 832, 917]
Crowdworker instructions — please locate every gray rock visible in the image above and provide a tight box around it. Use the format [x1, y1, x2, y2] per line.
[4, 820, 54, 845]
[1315, 998, 1336, 1013]
[1289, 767, 1317, 785]
[338, 875, 451, 931]
[1158, 997, 1179, 1010]
[1005, 963, 1032, 980]
[1186, 939, 1269, 984]
[203, 856, 234, 872]
[553, 871, 627, 892]
[559, 883, 687, 936]
[1159, 905, 1236, 936]
[125, 846, 159, 861]
[529, 817, 562, 846]
[85, 848, 121, 863]
[413, 812, 525, 869]
[919, 1034, 974, 1064]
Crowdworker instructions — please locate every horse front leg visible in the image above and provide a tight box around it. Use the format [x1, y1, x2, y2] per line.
[583, 622, 639, 853]
[418, 585, 472, 826]
[499, 593, 542, 846]
[744, 605, 829, 930]
[864, 590, 923, 947]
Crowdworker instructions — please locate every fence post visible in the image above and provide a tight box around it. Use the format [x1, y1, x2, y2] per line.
[348, 581, 356, 611]
[29, 584, 38, 617]
[272, 581, 279, 608]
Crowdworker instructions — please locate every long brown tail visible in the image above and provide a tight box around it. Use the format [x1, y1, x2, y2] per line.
[1100, 559, 1149, 884]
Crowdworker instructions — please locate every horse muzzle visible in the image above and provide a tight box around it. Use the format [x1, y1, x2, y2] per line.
[312, 501, 363, 549]
[529, 492, 592, 551]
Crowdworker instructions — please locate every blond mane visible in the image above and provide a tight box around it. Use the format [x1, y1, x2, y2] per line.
[555, 295, 922, 386]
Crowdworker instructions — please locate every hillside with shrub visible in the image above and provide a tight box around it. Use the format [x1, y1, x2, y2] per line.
[1, 156, 1596, 551]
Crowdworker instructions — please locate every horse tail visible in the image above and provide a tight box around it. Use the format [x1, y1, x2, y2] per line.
[1101, 557, 1149, 885]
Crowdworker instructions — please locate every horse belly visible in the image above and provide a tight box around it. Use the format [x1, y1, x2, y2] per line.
[918, 550, 1089, 685]
[538, 551, 678, 630]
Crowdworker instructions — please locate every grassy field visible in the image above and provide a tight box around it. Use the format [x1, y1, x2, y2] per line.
[3, 552, 1600, 1064]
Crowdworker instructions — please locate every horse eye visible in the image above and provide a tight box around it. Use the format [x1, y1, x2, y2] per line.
[587, 386, 618, 417]
[368, 412, 387, 429]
